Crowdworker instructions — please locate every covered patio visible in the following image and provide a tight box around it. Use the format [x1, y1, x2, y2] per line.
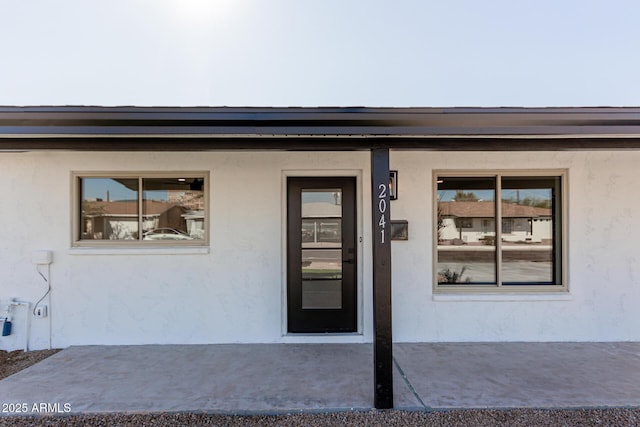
[1, 342, 639, 415]
[3, 107, 640, 410]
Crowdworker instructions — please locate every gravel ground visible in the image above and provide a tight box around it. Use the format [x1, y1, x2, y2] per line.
[1, 350, 640, 426]
[0, 349, 61, 381]
[1, 409, 639, 427]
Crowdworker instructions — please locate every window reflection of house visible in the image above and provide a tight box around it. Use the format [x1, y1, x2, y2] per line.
[167, 190, 205, 210]
[82, 200, 202, 240]
[438, 201, 552, 244]
[301, 201, 342, 247]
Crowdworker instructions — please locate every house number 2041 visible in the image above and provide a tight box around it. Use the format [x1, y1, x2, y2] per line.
[378, 183, 388, 244]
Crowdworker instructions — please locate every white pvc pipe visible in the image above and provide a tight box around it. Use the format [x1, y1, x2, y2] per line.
[47, 264, 52, 350]
[10, 300, 30, 352]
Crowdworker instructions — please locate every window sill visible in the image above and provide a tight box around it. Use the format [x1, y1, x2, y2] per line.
[69, 246, 210, 256]
[432, 292, 572, 302]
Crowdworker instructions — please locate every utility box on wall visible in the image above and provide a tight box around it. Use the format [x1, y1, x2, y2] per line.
[34, 305, 48, 318]
[32, 250, 53, 265]
[391, 220, 408, 240]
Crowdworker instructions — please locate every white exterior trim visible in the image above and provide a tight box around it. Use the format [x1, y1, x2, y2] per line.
[432, 169, 569, 294]
[432, 293, 573, 302]
[280, 169, 365, 340]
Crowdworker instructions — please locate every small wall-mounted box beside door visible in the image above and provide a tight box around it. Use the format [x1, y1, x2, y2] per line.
[391, 220, 408, 240]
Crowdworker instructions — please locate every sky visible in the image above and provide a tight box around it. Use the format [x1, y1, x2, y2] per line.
[1, 0, 639, 107]
[82, 178, 137, 202]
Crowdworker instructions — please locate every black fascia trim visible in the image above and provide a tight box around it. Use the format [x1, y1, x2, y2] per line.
[2, 106, 640, 134]
[2, 107, 640, 150]
[4, 136, 640, 151]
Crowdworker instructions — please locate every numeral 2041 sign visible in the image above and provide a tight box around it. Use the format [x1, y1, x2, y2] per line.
[378, 183, 388, 244]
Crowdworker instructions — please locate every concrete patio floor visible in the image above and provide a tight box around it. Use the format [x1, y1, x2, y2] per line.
[1, 342, 639, 415]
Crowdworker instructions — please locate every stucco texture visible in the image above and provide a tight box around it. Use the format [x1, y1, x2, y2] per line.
[1, 150, 639, 349]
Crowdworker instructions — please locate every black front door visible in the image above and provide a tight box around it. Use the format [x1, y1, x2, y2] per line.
[287, 177, 357, 333]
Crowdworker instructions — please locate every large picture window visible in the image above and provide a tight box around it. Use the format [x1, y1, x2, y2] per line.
[73, 172, 208, 246]
[435, 171, 565, 292]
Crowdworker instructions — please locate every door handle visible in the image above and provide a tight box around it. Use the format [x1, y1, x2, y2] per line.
[343, 258, 355, 264]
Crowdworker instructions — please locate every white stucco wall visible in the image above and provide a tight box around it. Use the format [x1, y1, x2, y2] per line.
[390, 150, 640, 342]
[2, 150, 640, 350]
[0, 151, 374, 350]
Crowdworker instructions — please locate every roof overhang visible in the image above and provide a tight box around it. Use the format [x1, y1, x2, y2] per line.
[2, 106, 640, 151]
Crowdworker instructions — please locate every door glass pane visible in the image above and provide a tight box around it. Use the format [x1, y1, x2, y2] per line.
[318, 220, 342, 243]
[437, 177, 496, 284]
[501, 177, 559, 284]
[302, 249, 342, 309]
[301, 189, 342, 308]
[80, 178, 139, 240]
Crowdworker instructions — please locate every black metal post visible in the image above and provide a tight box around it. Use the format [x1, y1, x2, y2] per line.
[371, 147, 393, 409]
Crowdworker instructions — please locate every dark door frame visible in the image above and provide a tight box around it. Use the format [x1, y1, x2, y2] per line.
[286, 176, 358, 333]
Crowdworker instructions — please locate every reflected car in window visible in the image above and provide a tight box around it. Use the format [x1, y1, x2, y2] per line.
[142, 228, 193, 240]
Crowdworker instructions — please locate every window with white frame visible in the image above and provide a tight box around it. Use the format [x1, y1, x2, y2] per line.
[73, 173, 208, 246]
[435, 171, 565, 291]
